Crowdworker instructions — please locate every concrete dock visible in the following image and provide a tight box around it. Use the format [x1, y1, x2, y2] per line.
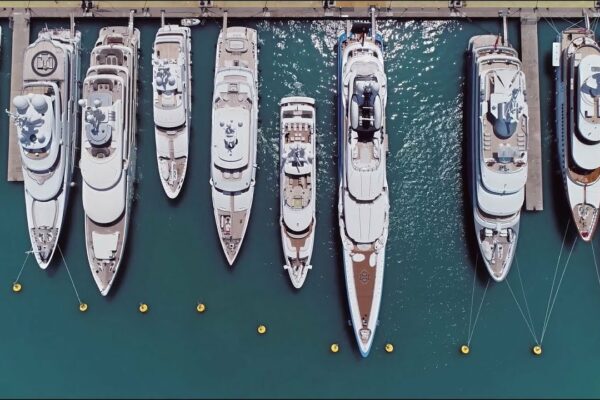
[0, 1, 597, 18]
[521, 15, 543, 211]
[7, 12, 29, 182]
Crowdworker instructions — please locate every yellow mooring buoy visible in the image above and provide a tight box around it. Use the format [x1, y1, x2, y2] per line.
[139, 303, 149, 313]
[196, 303, 206, 313]
[330, 343, 339, 353]
[385, 343, 394, 353]
[12, 282, 22, 293]
[79, 303, 88, 313]
[532, 345, 542, 356]
[460, 344, 470, 355]
[257, 324, 267, 334]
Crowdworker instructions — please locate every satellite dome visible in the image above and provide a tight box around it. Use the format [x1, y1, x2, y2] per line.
[37, 133, 47, 143]
[168, 76, 176, 86]
[31, 94, 47, 113]
[155, 76, 163, 86]
[13, 95, 29, 113]
[93, 99, 102, 108]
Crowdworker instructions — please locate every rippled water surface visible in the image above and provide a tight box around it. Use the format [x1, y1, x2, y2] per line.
[1, 17, 600, 397]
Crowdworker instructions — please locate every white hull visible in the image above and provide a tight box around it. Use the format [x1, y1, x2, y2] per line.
[210, 27, 258, 266]
[80, 26, 140, 295]
[555, 29, 600, 241]
[337, 24, 389, 357]
[279, 96, 317, 289]
[153, 25, 192, 199]
[468, 35, 527, 281]
[12, 29, 81, 269]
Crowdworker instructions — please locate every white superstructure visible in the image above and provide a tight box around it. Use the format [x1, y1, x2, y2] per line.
[556, 28, 600, 241]
[338, 21, 389, 357]
[152, 24, 192, 198]
[468, 35, 528, 281]
[8, 28, 81, 269]
[210, 27, 258, 266]
[279, 96, 316, 289]
[78, 25, 140, 295]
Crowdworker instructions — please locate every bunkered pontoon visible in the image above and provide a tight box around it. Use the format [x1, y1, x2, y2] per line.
[337, 19, 389, 357]
[468, 35, 528, 281]
[555, 27, 600, 241]
[78, 24, 140, 295]
[8, 27, 81, 269]
[210, 26, 258, 266]
[152, 24, 192, 198]
[279, 96, 316, 289]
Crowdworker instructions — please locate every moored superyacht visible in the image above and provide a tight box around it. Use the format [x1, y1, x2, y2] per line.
[78, 23, 140, 295]
[210, 26, 258, 266]
[8, 27, 81, 269]
[468, 34, 528, 281]
[279, 97, 316, 289]
[555, 25, 600, 241]
[337, 18, 389, 357]
[152, 23, 192, 198]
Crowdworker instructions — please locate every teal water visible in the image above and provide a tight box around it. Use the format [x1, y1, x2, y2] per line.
[1, 17, 600, 398]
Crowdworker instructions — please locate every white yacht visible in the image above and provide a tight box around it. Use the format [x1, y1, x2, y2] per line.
[468, 35, 528, 281]
[152, 24, 192, 198]
[8, 28, 81, 269]
[279, 96, 316, 289]
[78, 25, 140, 295]
[210, 26, 258, 266]
[338, 21, 389, 357]
[555, 27, 600, 241]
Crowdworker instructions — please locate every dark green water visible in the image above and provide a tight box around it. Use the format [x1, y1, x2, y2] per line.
[1, 16, 600, 398]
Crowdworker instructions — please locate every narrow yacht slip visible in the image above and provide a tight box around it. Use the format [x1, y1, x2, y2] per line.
[78, 24, 140, 295]
[279, 97, 316, 289]
[555, 26, 600, 241]
[337, 19, 389, 357]
[152, 24, 192, 198]
[8, 27, 81, 269]
[468, 34, 528, 281]
[210, 26, 258, 266]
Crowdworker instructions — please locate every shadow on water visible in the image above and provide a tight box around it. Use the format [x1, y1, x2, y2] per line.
[541, 43, 577, 247]
[460, 44, 487, 286]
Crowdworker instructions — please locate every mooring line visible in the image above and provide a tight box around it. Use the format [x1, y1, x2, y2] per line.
[541, 236, 578, 343]
[592, 242, 600, 289]
[506, 278, 539, 344]
[467, 253, 479, 342]
[541, 219, 570, 338]
[57, 245, 82, 305]
[13, 250, 31, 284]
[468, 276, 490, 345]
[515, 258, 537, 342]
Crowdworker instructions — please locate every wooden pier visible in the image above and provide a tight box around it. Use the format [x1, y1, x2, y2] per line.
[7, 12, 29, 182]
[521, 15, 544, 211]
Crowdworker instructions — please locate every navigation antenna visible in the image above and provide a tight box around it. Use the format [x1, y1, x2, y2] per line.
[584, 10, 591, 30]
[370, 6, 377, 37]
[70, 12, 75, 37]
[501, 10, 508, 47]
[128, 9, 134, 36]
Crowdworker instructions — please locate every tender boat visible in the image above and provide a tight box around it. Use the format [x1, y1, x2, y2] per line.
[210, 26, 258, 266]
[78, 25, 140, 295]
[279, 96, 316, 288]
[8, 27, 81, 269]
[181, 18, 201, 27]
[468, 35, 528, 281]
[555, 27, 600, 241]
[337, 20, 389, 357]
[152, 24, 192, 198]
